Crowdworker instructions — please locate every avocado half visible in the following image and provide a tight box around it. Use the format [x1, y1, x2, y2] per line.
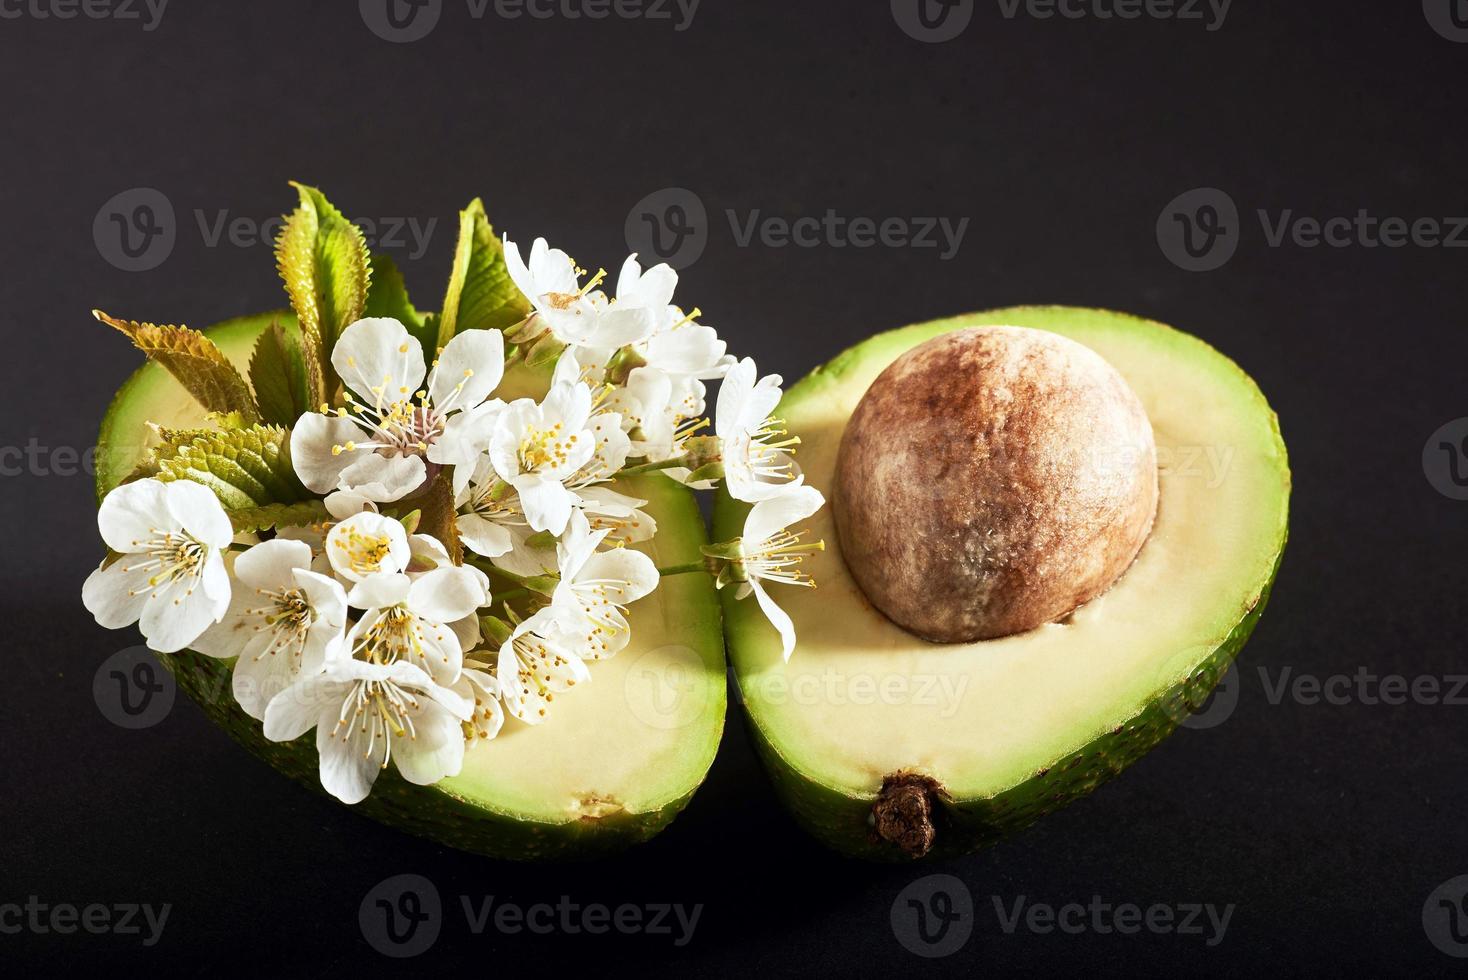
[714, 306, 1290, 861]
[95, 313, 727, 860]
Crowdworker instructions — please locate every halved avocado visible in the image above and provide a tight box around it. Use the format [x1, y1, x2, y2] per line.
[95, 313, 726, 860]
[715, 306, 1290, 861]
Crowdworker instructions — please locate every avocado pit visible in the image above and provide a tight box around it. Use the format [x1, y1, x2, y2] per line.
[832, 326, 1158, 642]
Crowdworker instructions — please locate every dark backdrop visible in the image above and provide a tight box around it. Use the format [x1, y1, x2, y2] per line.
[3, 1, 1466, 975]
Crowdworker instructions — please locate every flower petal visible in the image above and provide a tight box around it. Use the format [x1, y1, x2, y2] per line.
[408, 566, 488, 625]
[290, 413, 371, 494]
[234, 538, 312, 591]
[96, 479, 174, 553]
[138, 577, 229, 653]
[81, 559, 152, 629]
[744, 485, 826, 546]
[331, 317, 425, 406]
[163, 480, 233, 549]
[751, 580, 798, 662]
[337, 452, 426, 503]
[431, 329, 504, 411]
[514, 473, 573, 535]
[391, 698, 467, 786]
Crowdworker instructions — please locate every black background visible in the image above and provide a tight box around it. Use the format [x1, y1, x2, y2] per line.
[3, 0, 1466, 974]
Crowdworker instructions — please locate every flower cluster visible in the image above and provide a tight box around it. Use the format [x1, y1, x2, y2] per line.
[84, 233, 825, 804]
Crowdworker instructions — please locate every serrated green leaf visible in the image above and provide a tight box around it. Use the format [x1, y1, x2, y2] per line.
[226, 500, 330, 535]
[275, 182, 371, 404]
[95, 311, 260, 423]
[154, 425, 308, 509]
[435, 198, 530, 349]
[249, 320, 312, 427]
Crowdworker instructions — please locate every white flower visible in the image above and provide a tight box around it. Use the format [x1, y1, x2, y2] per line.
[551, 513, 658, 660]
[716, 357, 802, 502]
[487, 380, 598, 535]
[454, 456, 523, 559]
[496, 607, 590, 724]
[616, 255, 730, 379]
[504, 237, 656, 352]
[325, 511, 411, 588]
[263, 658, 471, 804]
[83, 479, 233, 653]
[193, 539, 348, 720]
[290, 317, 505, 503]
[453, 666, 505, 743]
[343, 566, 488, 687]
[723, 485, 826, 661]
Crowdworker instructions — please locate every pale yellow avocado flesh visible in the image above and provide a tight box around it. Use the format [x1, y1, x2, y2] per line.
[718, 307, 1289, 810]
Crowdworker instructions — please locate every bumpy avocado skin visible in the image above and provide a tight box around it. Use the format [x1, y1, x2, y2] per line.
[716, 307, 1290, 861]
[96, 313, 725, 862]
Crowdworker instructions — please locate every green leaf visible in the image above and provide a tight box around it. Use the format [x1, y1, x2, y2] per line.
[275, 182, 371, 403]
[95, 311, 260, 423]
[248, 320, 312, 426]
[434, 197, 530, 349]
[226, 500, 330, 535]
[365, 252, 435, 354]
[154, 425, 308, 510]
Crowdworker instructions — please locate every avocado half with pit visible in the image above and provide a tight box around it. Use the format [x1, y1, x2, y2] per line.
[95, 312, 726, 860]
[714, 306, 1290, 860]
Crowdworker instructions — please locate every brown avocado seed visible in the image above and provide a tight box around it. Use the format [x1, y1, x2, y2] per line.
[832, 326, 1158, 642]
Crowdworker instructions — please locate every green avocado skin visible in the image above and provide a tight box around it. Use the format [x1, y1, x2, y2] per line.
[97, 312, 722, 863]
[716, 306, 1291, 862]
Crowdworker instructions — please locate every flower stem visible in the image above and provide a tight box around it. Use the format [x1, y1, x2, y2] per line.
[657, 561, 709, 577]
[616, 456, 687, 478]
